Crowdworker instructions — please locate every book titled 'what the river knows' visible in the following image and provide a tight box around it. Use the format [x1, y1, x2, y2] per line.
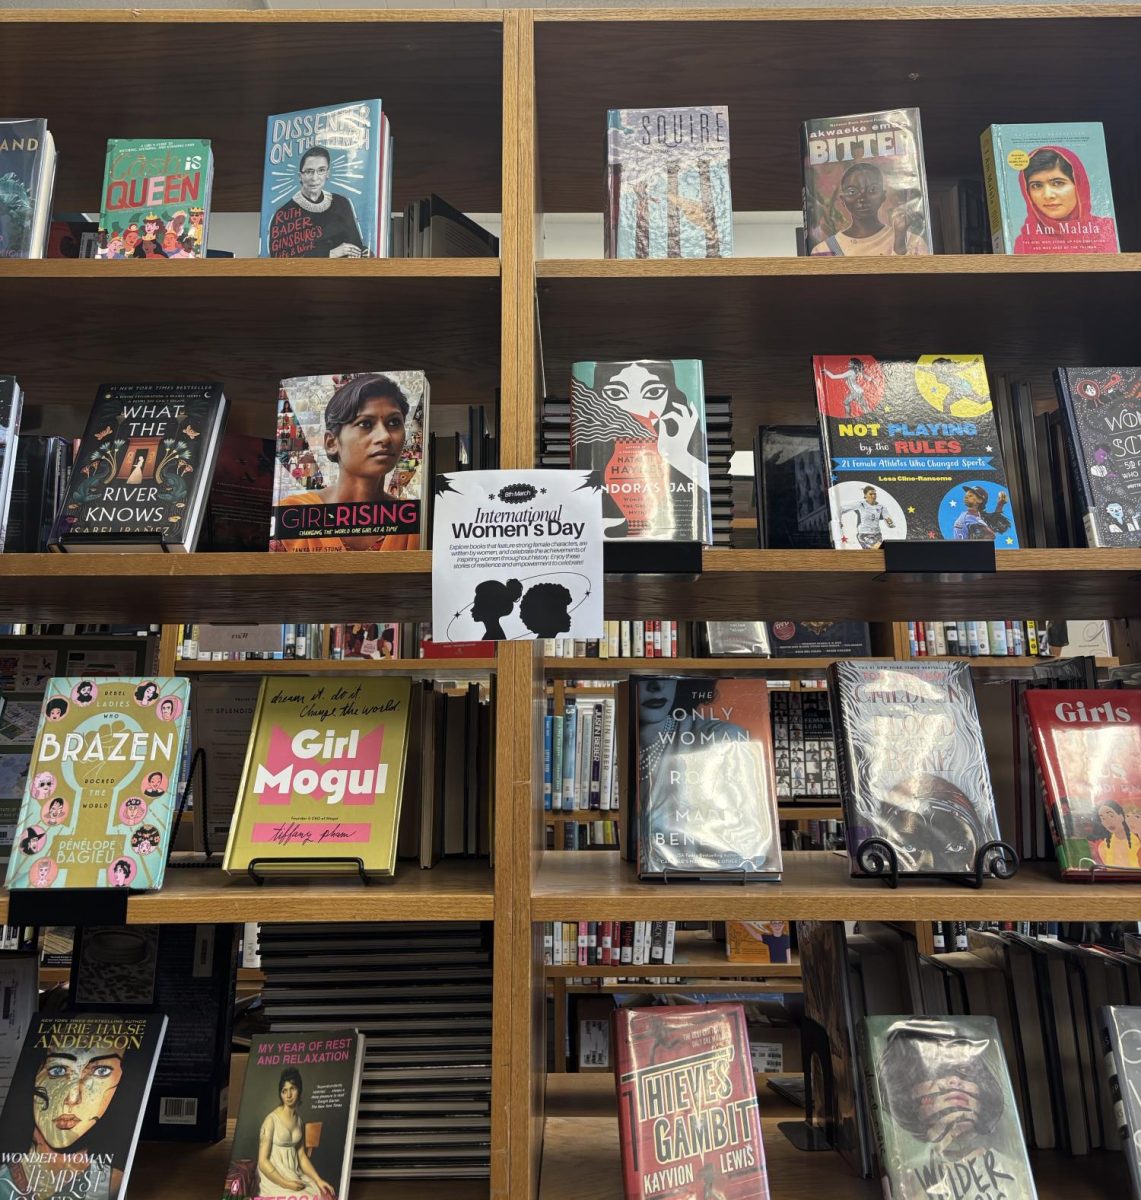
[48, 383, 228, 552]
[224, 676, 413, 878]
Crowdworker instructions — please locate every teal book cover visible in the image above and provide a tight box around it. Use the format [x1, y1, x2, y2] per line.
[606, 107, 732, 258]
[981, 122, 1118, 254]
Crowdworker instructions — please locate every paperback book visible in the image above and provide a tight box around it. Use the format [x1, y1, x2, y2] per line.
[814, 354, 1020, 549]
[860, 1015, 1038, 1200]
[96, 138, 212, 258]
[271, 372, 428, 552]
[802, 109, 931, 257]
[47, 383, 229, 552]
[0, 1012, 167, 1200]
[224, 676, 413, 877]
[0, 119, 57, 258]
[635, 677, 781, 880]
[4, 676, 191, 892]
[981, 123, 1118, 254]
[0, 377, 23, 551]
[1024, 689, 1141, 879]
[605, 106, 732, 259]
[261, 101, 390, 258]
[1054, 367, 1141, 546]
[224, 1030, 365, 1200]
[613, 1003, 769, 1199]
[829, 660, 1001, 877]
[570, 360, 712, 543]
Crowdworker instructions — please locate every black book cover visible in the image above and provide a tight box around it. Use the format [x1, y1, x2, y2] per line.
[48, 383, 228, 550]
[0, 119, 54, 258]
[754, 425, 830, 549]
[767, 620, 870, 657]
[0, 1012, 166, 1199]
[0, 377, 23, 552]
[1055, 367, 1141, 546]
[7, 435, 66, 553]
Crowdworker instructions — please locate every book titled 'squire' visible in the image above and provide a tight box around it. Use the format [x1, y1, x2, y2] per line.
[0, 1012, 167, 1200]
[224, 676, 413, 877]
[4, 677, 191, 892]
[614, 1003, 769, 1200]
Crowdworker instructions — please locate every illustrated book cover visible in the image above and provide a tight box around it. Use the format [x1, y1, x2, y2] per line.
[0, 376, 23, 552]
[860, 1015, 1038, 1200]
[47, 383, 228, 551]
[814, 354, 1020, 549]
[224, 676, 413, 877]
[223, 1030, 365, 1200]
[96, 139, 212, 258]
[828, 660, 1002, 877]
[1054, 366, 1141, 546]
[261, 101, 390, 258]
[802, 109, 931, 257]
[766, 620, 871, 657]
[613, 1002, 769, 1200]
[0, 119, 56, 258]
[0, 1012, 167, 1200]
[1024, 689, 1141, 879]
[570, 360, 712, 543]
[635, 677, 782, 880]
[725, 921, 791, 964]
[605, 106, 732, 259]
[981, 123, 1118, 254]
[3, 676, 191, 892]
[271, 372, 427, 552]
[1100, 1005, 1141, 1197]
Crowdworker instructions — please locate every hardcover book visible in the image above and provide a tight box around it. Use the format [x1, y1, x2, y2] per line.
[96, 138, 213, 258]
[605, 106, 732, 259]
[0, 119, 57, 258]
[0, 1011, 167, 1200]
[1054, 367, 1141, 546]
[1024, 689, 1141, 879]
[829, 660, 1001, 877]
[570, 360, 712, 543]
[766, 620, 871, 657]
[3, 676, 191, 892]
[802, 109, 931, 257]
[613, 1003, 769, 1200]
[271, 372, 428, 552]
[725, 921, 791, 964]
[1100, 1005, 1141, 1196]
[0, 377, 23, 551]
[753, 425, 829, 549]
[47, 383, 229, 552]
[224, 676, 413, 877]
[814, 354, 1020, 549]
[261, 101, 390, 258]
[635, 677, 782, 879]
[224, 1030, 365, 1200]
[860, 1015, 1037, 1200]
[981, 123, 1118, 254]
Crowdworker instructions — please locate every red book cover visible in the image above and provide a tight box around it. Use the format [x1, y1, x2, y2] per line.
[1025, 689, 1141, 879]
[613, 1002, 769, 1200]
[419, 634, 496, 660]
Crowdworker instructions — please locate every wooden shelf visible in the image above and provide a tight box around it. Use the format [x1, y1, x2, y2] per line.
[177, 657, 495, 677]
[539, 1074, 1128, 1200]
[0, 857, 494, 925]
[545, 657, 870, 675]
[531, 851, 1141, 922]
[546, 933, 801, 979]
[778, 806, 842, 821]
[0, 258, 499, 280]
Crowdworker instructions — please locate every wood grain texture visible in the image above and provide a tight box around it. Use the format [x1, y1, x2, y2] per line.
[535, 5, 1141, 23]
[0, 17, 503, 213]
[531, 850, 1141, 921]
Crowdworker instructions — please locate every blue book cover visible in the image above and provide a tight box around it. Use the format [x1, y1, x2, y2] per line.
[261, 100, 384, 257]
[543, 713, 553, 811]
[606, 107, 732, 258]
[981, 122, 1118, 254]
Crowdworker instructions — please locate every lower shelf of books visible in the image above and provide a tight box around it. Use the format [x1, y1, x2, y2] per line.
[538, 1074, 1130, 1200]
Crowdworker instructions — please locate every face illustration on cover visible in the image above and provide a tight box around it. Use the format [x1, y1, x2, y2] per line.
[872, 773, 985, 874]
[1015, 145, 1118, 253]
[272, 144, 366, 259]
[811, 162, 929, 257]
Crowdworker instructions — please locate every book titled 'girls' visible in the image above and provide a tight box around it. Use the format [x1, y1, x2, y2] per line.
[981, 122, 1119, 254]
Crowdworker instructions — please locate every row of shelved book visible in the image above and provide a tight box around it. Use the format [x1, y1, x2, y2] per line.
[906, 618, 1043, 658]
[544, 920, 679, 971]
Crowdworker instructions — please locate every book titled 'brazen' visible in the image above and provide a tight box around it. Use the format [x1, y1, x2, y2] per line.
[614, 1003, 769, 1200]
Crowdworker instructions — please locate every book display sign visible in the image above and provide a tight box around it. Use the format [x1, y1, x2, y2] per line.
[432, 469, 603, 643]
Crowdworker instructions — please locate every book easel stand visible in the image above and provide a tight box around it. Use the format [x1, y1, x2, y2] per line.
[778, 1018, 839, 1153]
[167, 746, 223, 869]
[246, 857, 376, 885]
[852, 837, 1019, 890]
[56, 530, 175, 552]
[644, 868, 772, 886]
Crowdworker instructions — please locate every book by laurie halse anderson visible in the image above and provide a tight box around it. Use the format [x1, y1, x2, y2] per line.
[614, 1002, 769, 1200]
[4, 676, 191, 893]
[0, 1012, 167, 1200]
[223, 676, 413, 878]
[48, 383, 228, 552]
[96, 138, 213, 259]
[224, 1031, 365, 1200]
[829, 659, 1002, 878]
[1055, 367, 1141, 547]
[271, 372, 428, 553]
[814, 354, 1020, 550]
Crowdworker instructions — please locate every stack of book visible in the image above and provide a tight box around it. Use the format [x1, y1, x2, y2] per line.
[544, 693, 618, 815]
[395, 195, 498, 258]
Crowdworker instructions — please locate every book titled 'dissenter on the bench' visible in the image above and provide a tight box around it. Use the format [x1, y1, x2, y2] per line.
[47, 383, 228, 551]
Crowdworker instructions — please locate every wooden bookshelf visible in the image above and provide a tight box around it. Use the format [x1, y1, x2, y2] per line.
[176, 657, 495, 676]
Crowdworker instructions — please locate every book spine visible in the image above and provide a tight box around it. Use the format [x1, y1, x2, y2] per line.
[916, 621, 927, 657]
[551, 714, 564, 812]
[907, 621, 918, 657]
[653, 620, 662, 657]
[620, 622, 631, 658]
[977, 621, 992, 656]
[577, 921, 589, 966]
[598, 698, 615, 812]
[589, 701, 603, 811]
[966, 622, 980, 656]
[945, 621, 960, 657]
[663, 921, 676, 965]
[620, 922, 634, 965]
[650, 921, 666, 962]
[633, 620, 644, 658]
[856, 1021, 893, 1195]
[989, 621, 1008, 657]
[932, 622, 947, 657]
[1100, 1013, 1130, 1147]
[562, 700, 577, 810]
[543, 922, 554, 966]
[543, 714, 553, 811]
[1027, 620, 1040, 657]
[979, 127, 1008, 253]
[669, 621, 678, 658]
[644, 622, 653, 658]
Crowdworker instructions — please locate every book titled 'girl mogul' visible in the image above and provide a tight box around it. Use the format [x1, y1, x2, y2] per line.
[224, 676, 412, 877]
[4, 677, 191, 892]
